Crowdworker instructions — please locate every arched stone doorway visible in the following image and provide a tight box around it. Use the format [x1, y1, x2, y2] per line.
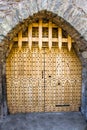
[5, 18, 82, 114]
[0, 11, 87, 120]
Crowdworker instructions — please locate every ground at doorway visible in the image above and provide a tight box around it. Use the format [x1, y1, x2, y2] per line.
[0, 112, 87, 130]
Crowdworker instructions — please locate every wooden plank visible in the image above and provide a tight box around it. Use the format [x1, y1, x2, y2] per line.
[28, 24, 32, 50]
[49, 21, 52, 50]
[18, 31, 22, 50]
[58, 28, 62, 50]
[68, 35, 72, 51]
[39, 19, 42, 50]
[14, 37, 74, 43]
[9, 42, 13, 51]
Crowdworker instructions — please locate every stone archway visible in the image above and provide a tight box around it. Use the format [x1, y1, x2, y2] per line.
[5, 18, 82, 114]
[0, 1, 87, 120]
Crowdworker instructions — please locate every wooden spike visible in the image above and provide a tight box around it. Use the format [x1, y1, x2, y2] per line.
[39, 19, 42, 50]
[49, 21, 52, 50]
[9, 42, 13, 51]
[58, 28, 62, 50]
[28, 24, 32, 50]
[18, 31, 22, 50]
[68, 35, 72, 51]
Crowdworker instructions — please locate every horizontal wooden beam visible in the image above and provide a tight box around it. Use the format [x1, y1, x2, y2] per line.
[13, 37, 74, 43]
[32, 23, 58, 28]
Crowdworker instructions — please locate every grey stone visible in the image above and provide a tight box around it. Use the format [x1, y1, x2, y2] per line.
[26, 0, 38, 15]
[0, 35, 4, 42]
[82, 51, 87, 58]
[41, 0, 48, 10]
[85, 91, 87, 97]
[75, 0, 87, 14]
[37, 0, 42, 10]
[18, 7, 29, 19]
[11, 13, 19, 27]
[0, 112, 87, 130]
[0, 0, 87, 120]
[0, 12, 5, 18]
[0, 0, 86, 44]
[83, 31, 87, 41]
[0, 18, 4, 23]
[0, 5, 9, 11]
[1, 19, 12, 32]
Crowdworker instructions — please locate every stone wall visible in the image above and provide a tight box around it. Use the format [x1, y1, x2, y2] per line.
[0, 45, 3, 117]
[0, 57, 2, 117]
[0, 0, 87, 42]
[0, 0, 87, 120]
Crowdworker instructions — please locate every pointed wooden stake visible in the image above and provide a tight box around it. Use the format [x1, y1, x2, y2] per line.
[18, 31, 22, 50]
[58, 28, 62, 50]
[28, 24, 32, 50]
[68, 35, 72, 51]
[49, 21, 52, 50]
[9, 42, 13, 51]
[39, 19, 42, 50]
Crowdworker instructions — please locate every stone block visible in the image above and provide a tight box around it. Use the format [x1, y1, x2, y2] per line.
[75, 0, 87, 13]
[26, 0, 38, 15]
[85, 98, 87, 105]
[82, 51, 87, 59]
[18, 5, 30, 19]
[86, 105, 87, 112]
[85, 91, 87, 97]
[0, 105, 1, 117]
[37, 0, 42, 10]
[41, 0, 48, 10]
[1, 24, 11, 35]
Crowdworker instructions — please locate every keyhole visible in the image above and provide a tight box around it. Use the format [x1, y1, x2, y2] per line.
[58, 82, 60, 85]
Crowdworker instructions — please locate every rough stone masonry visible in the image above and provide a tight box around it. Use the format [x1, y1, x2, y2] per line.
[0, 0, 87, 120]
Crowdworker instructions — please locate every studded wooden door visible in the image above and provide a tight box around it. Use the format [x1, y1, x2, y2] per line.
[44, 45, 81, 112]
[6, 19, 82, 113]
[6, 45, 45, 113]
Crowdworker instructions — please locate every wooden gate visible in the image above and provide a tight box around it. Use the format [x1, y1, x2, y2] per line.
[6, 19, 82, 113]
[44, 46, 81, 112]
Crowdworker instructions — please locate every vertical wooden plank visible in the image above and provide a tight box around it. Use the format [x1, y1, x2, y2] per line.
[18, 31, 22, 50]
[9, 42, 13, 51]
[68, 35, 72, 51]
[28, 24, 32, 50]
[39, 19, 42, 50]
[58, 28, 62, 50]
[49, 21, 52, 50]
